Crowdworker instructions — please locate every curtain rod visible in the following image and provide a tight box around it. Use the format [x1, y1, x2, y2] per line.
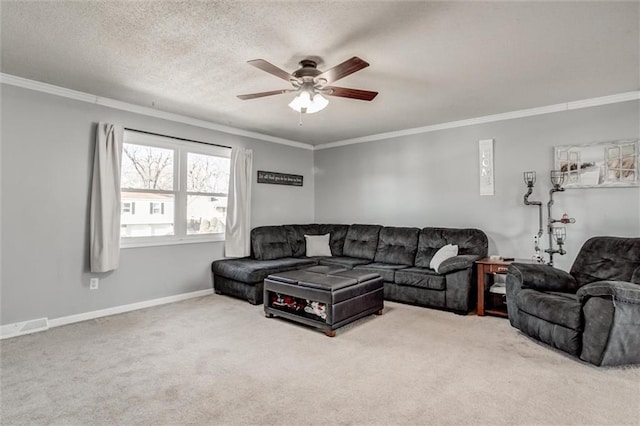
[124, 127, 232, 150]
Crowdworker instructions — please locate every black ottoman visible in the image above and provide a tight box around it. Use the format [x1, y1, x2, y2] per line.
[264, 265, 384, 337]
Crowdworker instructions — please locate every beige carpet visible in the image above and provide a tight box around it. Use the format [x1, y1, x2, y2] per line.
[1, 295, 639, 425]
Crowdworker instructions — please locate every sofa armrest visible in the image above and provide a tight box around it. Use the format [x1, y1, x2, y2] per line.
[578, 280, 640, 366]
[577, 280, 640, 304]
[437, 255, 478, 274]
[507, 262, 578, 292]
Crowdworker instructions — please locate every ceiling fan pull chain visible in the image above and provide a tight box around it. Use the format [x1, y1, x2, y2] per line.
[298, 110, 303, 126]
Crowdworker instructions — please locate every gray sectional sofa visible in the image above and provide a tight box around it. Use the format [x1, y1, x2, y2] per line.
[212, 224, 488, 313]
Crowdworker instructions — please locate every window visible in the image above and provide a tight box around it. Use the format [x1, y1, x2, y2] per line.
[122, 202, 135, 214]
[186, 152, 229, 235]
[149, 202, 164, 215]
[120, 131, 230, 247]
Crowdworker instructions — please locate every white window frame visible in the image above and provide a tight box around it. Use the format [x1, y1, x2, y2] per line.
[120, 131, 231, 249]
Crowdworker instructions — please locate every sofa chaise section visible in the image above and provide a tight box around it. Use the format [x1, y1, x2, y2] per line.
[212, 257, 317, 305]
[212, 225, 319, 304]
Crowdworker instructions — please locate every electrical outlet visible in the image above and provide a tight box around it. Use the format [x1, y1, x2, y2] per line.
[89, 278, 99, 290]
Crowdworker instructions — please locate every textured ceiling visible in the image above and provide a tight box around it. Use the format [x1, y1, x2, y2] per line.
[1, 1, 639, 145]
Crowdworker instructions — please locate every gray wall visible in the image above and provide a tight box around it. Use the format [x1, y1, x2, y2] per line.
[1, 84, 315, 325]
[314, 101, 640, 271]
[3, 83, 639, 326]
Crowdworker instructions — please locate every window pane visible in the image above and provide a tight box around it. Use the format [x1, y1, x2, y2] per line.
[607, 147, 620, 159]
[621, 144, 635, 156]
[121, 143, 174, 190]
[121, 192, 174, 237]
[187, 195, 227, 235]
[187, 153, 230, 193]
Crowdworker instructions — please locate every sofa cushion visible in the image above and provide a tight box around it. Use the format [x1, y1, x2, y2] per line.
[415, 227, 488, 268]
[318, 256, 373, 269]
[320, 224, 350, 256]
[373, 227, 420, 266]
[212, 257, 317, 284]
[284, 224, 349, 257]
[354, 262, 410, 282]
[515, 289, 582, 331]
[446, 228, 488, 256]
[305, 234, 332, 257]
[570, 236, 640, 287]
[414, 228, 446, 268]
[284, 224, 323, 257]
[251, 226, 292, 260]
[395, 267, 446, 290]
[342, 224, 382, 260]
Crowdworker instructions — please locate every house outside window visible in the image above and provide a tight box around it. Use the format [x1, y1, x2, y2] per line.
[120, 131, 230, 247]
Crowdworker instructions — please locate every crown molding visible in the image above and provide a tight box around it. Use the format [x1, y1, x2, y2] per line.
[0, 73, 313, 150]
[3, 73, 637, 152]
[314, 91, 640, 150]
[566, 91, 640, 110]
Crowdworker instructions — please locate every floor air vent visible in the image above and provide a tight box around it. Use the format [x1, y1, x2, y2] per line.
[1, 318, 49, 339]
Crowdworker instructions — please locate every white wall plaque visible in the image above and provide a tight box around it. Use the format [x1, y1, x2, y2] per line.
[479, 139, 494, 196]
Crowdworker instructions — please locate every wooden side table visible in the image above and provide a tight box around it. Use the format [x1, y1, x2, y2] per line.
[476, 258, 533, 317]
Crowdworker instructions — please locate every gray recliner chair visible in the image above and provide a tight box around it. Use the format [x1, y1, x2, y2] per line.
[506, 236, 640, 366]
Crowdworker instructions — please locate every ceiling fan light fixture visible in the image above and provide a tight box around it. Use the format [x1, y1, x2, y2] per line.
[288, 91, 328, 114]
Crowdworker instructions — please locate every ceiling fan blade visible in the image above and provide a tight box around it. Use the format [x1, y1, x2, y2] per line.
[324, 86, 378, 101]
[247, 59, 295, 82]
[315, 57, 370, 84]
[237, 89, 294, 100]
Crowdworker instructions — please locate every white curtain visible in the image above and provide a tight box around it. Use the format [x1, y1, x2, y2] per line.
[90, 122, 123, 272]
[225, 147, 253, 257]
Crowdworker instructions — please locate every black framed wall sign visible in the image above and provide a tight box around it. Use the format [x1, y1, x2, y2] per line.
[257, 170, 303, 186]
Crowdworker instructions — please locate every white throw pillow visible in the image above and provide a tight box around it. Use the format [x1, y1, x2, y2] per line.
[430, 244, 459, 272]
[305, 234, 332, 257]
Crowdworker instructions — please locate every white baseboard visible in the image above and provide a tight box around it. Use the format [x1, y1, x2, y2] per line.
[1, 289, 214, 339]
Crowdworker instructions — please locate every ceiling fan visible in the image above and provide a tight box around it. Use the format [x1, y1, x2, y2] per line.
[237, 57, 378, 114]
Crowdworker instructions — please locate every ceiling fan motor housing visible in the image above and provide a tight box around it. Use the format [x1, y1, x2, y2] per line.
[290, 60, 328, 95]
[293, 60, 322, 81]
